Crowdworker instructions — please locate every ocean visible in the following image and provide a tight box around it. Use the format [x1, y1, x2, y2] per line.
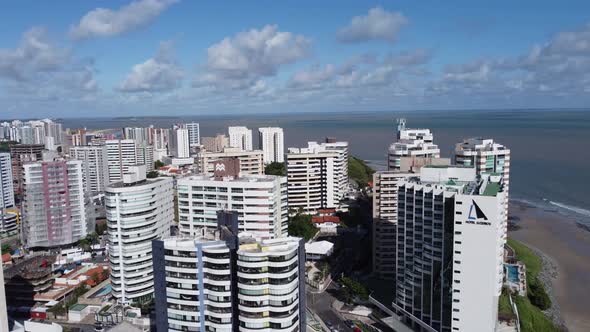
[59, 109, 590, 226]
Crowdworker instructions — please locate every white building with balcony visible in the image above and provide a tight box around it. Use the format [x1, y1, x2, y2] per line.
[105, 166, 174, 303]
[388, 119, 440, 171]
[152, 225, 306, 332]
[176, 174, 288, 240]
[229, 126, 253, 151]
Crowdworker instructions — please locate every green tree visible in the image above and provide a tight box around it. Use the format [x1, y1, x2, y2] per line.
[147, 170, 159, 178]
[287, 214, 318, 241]
[265, 162, 286, 176]
[101, 269, 109, 281]
[1, 244, 11, 255]
[348, 156, 375, 187]
[339, 277, 369, 303]
[91, 272, 100, 285]
[154, 160, 164, 169]
[95, 220, 107, 235]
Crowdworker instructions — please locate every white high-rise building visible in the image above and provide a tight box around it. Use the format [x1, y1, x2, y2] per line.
[228, 126, 253, 151]
[105, 139, 140, 183]
[177, 172, 288, 239]
[148, 127, 169, 161]
[169, 128, 190, 158]
[123, 127, 148, 144]
[137, 143, 154, 172]
[454, 138, 510, 193]
[286, 141, 348, 214]
[259, 127, 284, 164]
[186, 122, 200, 147]
[0, 153, 17, 237]
[106, 166, 174, 304]
[388, 118, 440, 171]
[392, 166, 506, 332]
[0, 153, 15, 210]
[152, 216, 306, 332]
[194, 147, 264, 176]
[22, 160, 94, 248]
[70, 146, 109, 196]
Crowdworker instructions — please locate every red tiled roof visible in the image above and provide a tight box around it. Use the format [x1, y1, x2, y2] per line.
[2, 253, 11, 263]
[312, 216, 340, 224]
[318, 209, 336, 215]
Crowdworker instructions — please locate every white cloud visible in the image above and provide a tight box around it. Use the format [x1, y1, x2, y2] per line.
[195, 25, 311, 89]
[337, 7, 408, 44]
[118, 41, 183, 93]
[70, 0, 177, 40]
[0, 27, 97, 98]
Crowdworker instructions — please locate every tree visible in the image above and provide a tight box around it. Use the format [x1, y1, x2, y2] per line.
[101, 269, 109, 281]
[265, 162, 286, 176]
[95, 221, 108, 235]
[91, 272, 100, 285]
[288, 214, 318, 241]
[147, 170, 159, 178]
[154, 160, 164, 169]
[348, 156, 375, 187]
[1, 244, 10, 255]
[339, 277, 369, 304]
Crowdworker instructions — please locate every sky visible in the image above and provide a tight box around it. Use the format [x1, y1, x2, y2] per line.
[1, 0, 590, 118]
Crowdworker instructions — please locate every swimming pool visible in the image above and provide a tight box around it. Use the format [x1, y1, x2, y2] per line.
[90, 284, 112, 298]
[506, 265, 519, 283]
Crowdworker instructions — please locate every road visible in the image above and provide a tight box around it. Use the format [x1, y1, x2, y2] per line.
[307, 283, 354, 332]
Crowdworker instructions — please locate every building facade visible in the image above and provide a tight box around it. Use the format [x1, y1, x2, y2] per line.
[9, 144, 44, 195]
[258, 127, 284, 164]
[70, 145, 109, 196]
[186, 122, 201, 147]
[105, 139, 139, 183]
[105, 166, 174, 304]
[392, 166, 506, 332]
[177, 172, 288, 240]
[194, 148, 264, 176]
[152, 215, 305, 332]
[170, 128, 190, 158]
[202, 134, 230, 153]
[228, 126, 253, 151]
[388, 119, 440, 171]
[22, 160, 94, 248]
[123, 127, 148, 144]
[0, 153, 15, 210]
[286, 141, 348, 214]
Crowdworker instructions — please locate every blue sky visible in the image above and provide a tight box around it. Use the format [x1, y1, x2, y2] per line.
[1, 0, 590, 118]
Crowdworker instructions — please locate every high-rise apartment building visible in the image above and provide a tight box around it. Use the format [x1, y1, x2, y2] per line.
[186, 122, 201, 147]
[70, 145, 109, 196]
[137, 143, 154, 172]
[259, 127, 284, 164]
[286, 141, 348, 214]
[228, 126, 253, 151]
[10, 144, 44, 195]
[392, 166, 506, 332]
[105, 139, 140, 183]
[0, 153, 17, 237]
[0, 153, 15, 210]
[169, 128, 190, 158]
[105, 166, 174, 304]
[388, 119, 440, 171]
[372, 157, 451, 280]
[177, 160, 288, 239]
[152, 211, 306, 332]
[22, 160, 94, 248]
[454, 138, 510, 193]
[194, 147, 264, 176]
[202, 134, 230, 153]
[147, 127, 169, 161]
[123, 127, 148, 144]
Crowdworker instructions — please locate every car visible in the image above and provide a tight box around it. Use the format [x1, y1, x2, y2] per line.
[326, 321, 333, 327]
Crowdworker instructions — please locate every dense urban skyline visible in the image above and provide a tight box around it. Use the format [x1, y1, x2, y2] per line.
[2, 1, 590, 118]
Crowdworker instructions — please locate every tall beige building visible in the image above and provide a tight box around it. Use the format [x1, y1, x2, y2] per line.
[194, 147, 264, 175]
[202, 134, 229, 152]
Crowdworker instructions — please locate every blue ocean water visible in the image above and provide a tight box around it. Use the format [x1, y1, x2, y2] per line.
[59, 109, 590, 225]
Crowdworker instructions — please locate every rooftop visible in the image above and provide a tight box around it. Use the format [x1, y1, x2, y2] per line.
[179, 173, 279, 183]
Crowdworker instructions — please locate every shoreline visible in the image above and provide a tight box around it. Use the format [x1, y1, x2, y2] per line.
[509, 200, 590, 332]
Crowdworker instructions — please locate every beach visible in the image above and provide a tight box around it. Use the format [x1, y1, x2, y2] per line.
[509, 201, 590, 332]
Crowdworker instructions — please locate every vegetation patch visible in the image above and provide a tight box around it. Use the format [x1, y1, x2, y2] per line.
[288, 214, 318, 241]
[348, 156, 375, 187]
[264, 162, 286, 176]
